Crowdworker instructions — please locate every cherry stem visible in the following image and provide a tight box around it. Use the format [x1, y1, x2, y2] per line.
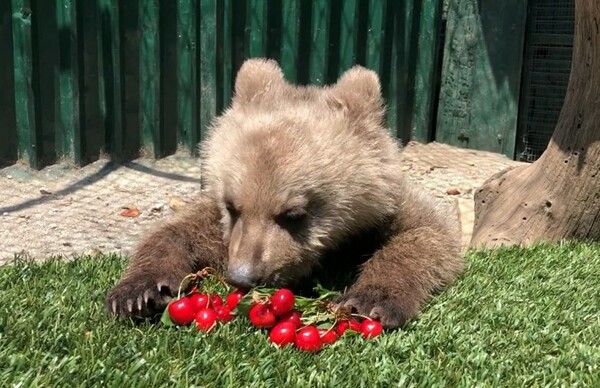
[177, 273, 199, 299]
[175, 267, 235, 299]
[321, 320, 338, 337]
[351, 313, 372, 321]
[198, 267, 231, 291]
[251, 290, 271, 305]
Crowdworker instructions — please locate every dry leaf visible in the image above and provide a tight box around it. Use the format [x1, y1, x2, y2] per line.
[446, 187, 461, 196]
[120, 208, 141, 218]
[168, 196, 187, 212]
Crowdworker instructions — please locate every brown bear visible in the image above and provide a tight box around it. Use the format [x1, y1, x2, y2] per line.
[105, 58, 464, 328]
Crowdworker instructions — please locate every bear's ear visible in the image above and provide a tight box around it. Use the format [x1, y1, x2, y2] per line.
[234, 58, 285, 104]
[328, 66, 384, 119]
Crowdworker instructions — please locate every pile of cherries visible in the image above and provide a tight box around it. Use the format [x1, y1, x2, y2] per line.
[164, 270, 383, 353]
[166, 288, 244, 330]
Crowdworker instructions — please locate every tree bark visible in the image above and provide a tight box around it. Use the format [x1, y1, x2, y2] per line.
[470, 0, 600, 248]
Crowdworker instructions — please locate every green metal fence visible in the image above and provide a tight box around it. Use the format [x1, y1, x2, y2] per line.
[0, 0, 443, 169]
[516, 0, 574, 162]
[433, 0, 574, 160]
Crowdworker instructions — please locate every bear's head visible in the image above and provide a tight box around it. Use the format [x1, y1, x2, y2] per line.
[201, 58, 405, 289]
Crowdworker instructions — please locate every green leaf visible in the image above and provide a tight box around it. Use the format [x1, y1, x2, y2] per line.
[160, 302, 175, 327]
[313, 283, 342, 299]
[234, 294, 255, 317]
[343, 329, 361, 338]
[316, 322, 334, 330]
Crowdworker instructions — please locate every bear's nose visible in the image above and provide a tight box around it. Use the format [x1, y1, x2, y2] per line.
[226, 265, 258, 289]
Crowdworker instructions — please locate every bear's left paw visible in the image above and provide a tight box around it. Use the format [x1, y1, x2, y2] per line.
[334, 286, 412, 329]
[105, 271, 183, 319]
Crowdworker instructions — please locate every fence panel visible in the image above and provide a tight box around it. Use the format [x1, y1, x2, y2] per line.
[0, 0, 18, 165]
[0, 0, 441, 169]
[10, 0, 38, 167]
[435, 0, 528, 158]
[56, 0, 81, 162]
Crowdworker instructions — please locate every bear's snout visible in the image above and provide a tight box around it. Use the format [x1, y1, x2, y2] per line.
[226, 264, 258, 289]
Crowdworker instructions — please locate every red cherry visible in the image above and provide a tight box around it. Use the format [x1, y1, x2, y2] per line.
[167, 297, 196, 325]
[215, 305, 234, 322]
[295, 326, 322, 352]
[318, 328, 338, 345]
[360, 319, 383, 339]
[189, 293, 210, 311]
[335, 319, 361, 336]
[210, 294, 223, 309]
[279, 310, 303, 328]
[270, 288, 295, 316]
[269, 321, 297, 347]
[225, 289, 246, 309]
[335, 321, 349, 335]
[195, 308, 217, 332]
[248, 303, 277, 328]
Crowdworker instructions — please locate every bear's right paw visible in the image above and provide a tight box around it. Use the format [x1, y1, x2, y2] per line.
[105, 272, 182, 319]
[333, 285, 413, 329]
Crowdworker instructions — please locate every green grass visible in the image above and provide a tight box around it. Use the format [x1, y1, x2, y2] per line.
[1, 243, 599, 387]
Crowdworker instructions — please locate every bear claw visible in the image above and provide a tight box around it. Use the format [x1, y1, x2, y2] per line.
[105, 273, 182, 319]
[334, 287, 409, 329]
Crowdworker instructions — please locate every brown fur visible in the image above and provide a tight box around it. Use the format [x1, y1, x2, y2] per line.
[105, 58, 464, 328]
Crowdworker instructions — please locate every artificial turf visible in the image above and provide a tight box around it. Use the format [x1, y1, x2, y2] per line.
[0, 242, 598, 387]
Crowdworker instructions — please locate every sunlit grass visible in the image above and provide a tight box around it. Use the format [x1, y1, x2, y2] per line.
[0, 242, 598, 386]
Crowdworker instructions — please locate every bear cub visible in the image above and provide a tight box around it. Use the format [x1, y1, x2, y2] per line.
[105, 58, 464, 328]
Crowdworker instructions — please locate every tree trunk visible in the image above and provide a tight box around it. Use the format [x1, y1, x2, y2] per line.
[470, 0, 600, 248]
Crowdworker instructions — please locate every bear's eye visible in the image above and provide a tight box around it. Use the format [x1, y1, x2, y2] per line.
[275, 208, 307, 229]
[225, 201, 240, 218]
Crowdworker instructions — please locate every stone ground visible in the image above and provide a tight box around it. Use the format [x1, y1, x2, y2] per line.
[0, 142, 525, 263]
